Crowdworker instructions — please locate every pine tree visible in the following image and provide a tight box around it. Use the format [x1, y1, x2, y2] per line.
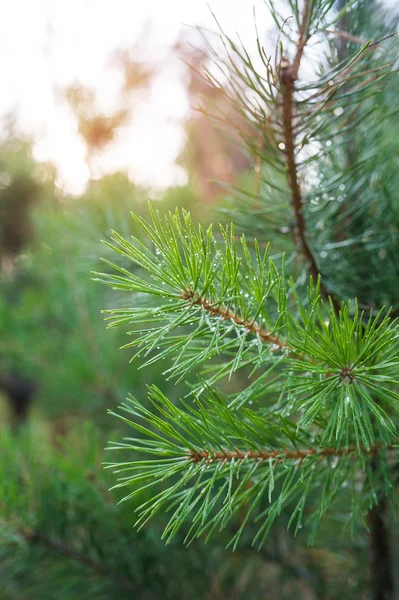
[97, 1, 399, 598]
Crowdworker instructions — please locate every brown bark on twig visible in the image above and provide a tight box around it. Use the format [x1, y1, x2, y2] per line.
[280, 64, 322, 289]
[278, 0, 340, 312]
[181, 288, 287, 349]
[188, 443, 391, 464]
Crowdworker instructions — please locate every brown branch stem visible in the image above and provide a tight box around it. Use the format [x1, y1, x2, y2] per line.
[188, 443, 393, 464]
[279, 2, 340, 312]
[291, 0, 313, 80]
[181, 288, 287, 349]
[324, 28, 369, 45]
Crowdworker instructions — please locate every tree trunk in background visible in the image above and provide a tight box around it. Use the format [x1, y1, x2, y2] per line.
[0, 371, 35, 429]
[368, 494, 394, 600]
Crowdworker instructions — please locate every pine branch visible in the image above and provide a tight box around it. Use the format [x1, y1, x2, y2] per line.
[291, 0, 313, 80]
[30, 532, 133, 588]
[281, 62, 325, 292]
[181, 288, 287, 349]
[104, 381, 399, 547]
[188, 442, 393, 464]
[95, 209, 294, 389]
[97, 0, 399, 556]
[2, 522, 140, 594]
[324, 28, 369, 45]
[279, 2, 341, 311]
[202, 1, 396, 315]
[98, 207, 399, 439]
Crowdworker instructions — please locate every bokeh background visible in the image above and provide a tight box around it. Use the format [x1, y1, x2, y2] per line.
[0, 1, 398, 598]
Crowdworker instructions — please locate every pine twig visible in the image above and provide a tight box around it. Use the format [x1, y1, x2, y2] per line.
[279, 2, 340, 312]
[188, 443, 394, 464]
[290, 0, 313, 80]
[181, 288, 287, 349]
[324, 29, 369, 45]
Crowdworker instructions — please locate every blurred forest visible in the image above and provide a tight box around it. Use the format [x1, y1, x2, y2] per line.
[0, 1, 398, 599]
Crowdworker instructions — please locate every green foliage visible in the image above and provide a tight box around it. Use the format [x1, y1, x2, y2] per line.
[96, 0, 399, 557]
[286, 305, 399, 448]
[107, 386, 371, 548]
[0, 173, 204, 429]
[0, 424, 228, 600]
[98, 207, 399, 546]
[206, 0, 398, 303]
[0, 0, 398, 597]
[3, 423, 358, 600]
[95, 207, 287, 386]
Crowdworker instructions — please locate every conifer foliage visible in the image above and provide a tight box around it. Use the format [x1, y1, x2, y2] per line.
[97, 0, 398, 597]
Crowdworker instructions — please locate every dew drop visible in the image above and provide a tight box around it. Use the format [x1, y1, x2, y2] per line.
[334, 107, 344, 117]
